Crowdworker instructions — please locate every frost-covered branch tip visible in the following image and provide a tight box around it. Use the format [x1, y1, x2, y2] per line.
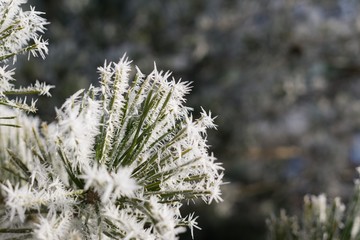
[0, 0, 50, 113]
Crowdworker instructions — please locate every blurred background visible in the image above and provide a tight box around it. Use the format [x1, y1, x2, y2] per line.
[16, 0, 360, 239]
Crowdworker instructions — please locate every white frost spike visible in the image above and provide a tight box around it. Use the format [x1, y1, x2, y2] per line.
[81, 164, 139, 202]
[34, 213, 72, 240]
[55, 88, 101, 170]
[1, 181, 32, 222]
[315, 194, 327, 223]
[112, 167, 140, 198]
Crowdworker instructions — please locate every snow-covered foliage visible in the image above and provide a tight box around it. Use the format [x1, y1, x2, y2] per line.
[267, 169, 360, 240]
[0, 1, 224, 239]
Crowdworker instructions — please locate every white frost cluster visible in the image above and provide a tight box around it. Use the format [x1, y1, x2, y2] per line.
[0, 0, 53, 112]
[0, 55, 224, 240]
[0, 1, 224, 239]
[0, 0, 48, 62]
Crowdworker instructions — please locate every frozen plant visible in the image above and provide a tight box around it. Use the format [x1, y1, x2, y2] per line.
[267, 168, 360, 240]
[0, 1, 224, 240]
[0, 0, 51, 114]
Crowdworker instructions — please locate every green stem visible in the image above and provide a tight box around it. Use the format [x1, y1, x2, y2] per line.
[0, 228, 32, 234]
